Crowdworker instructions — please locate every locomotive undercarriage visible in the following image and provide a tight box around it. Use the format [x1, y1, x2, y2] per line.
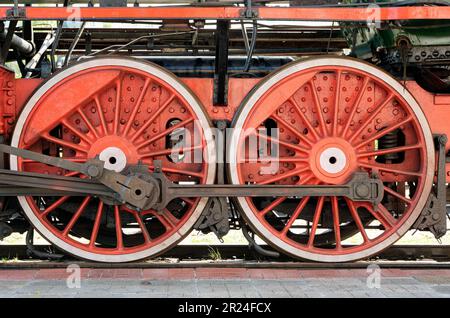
[0, 0, 449, 263]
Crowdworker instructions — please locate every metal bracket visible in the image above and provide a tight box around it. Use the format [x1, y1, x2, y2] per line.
[413, 134, 448, 239]
[240, 0, 259, 19]
[194, 120, 230, 239]
[6, 0, 25, 20]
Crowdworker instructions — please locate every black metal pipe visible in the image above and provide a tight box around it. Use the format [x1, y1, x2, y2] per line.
[0, 29, 34, 56]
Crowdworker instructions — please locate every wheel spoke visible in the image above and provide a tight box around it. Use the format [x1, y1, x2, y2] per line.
[77, 108, 100, 139]
[257, 166, 310, 185]
[160, 209, 180, 230]
[281, 196, 310, 236]
[42, 133, 88, 153]
[307, 196, 325, 247]
[357, 143, 421, 158]
[181, 197, 196, 206]
[123, 78, 151, 136]
[140, 144, 203, 159]
[309, 80, 327, 136]
[332, 70, 341, 136]
[288, 97, 320, 141]
[359, 162, 422, 177]
[348, 93, 394, 142]
[148, 165, 204, 179]
[89, 201, 104, 248]
[259, 197, 287, 216]
[62, 119, 94, 145]
[341, 76, 370, 137]
[64, 171, 80, 177]
[254, 132, 310, 154]
[62, 196, 91, 236]
[132, 210, 151, 243]
[355, 116, 412, 149]
[271, 113, 314, 147]
[41, 196, 70, 217]
[366, 203, 397, 229]
[330, 196, 342, 249]
[344, 198, 370, 243]
[130, 94, 176, 141]
[137, 117, 195, 150]
[384, 185, 412, 204]
[94, 95, 108, 135]
[114, 205, 124, 250]
[258, 156, 308, 163]
[113, 79, 122, 135]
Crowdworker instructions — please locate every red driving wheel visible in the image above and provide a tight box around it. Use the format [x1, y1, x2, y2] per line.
[228, 57, 434, 262]
[10, 57, 216, 262]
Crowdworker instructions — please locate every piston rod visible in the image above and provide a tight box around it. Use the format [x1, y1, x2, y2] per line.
[0, 28, 34, 56]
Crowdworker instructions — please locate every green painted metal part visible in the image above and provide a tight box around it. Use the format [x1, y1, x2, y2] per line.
[340, 0, 450, 60]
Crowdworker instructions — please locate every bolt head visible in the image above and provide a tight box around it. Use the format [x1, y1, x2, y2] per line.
[355, 183, 370, 198]
[87, 165, 101, 178]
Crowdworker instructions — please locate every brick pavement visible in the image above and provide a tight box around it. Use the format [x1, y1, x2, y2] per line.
[0, 267, 449, 298]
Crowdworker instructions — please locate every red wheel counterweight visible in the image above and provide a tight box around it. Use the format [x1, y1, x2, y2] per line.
[10, 57, 216, 262]
[228, 57, 434, 262]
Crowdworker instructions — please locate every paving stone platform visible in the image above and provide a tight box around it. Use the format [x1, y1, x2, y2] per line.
[0, 267, 449, 298]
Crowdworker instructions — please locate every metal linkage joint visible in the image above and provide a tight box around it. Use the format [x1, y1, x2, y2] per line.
[413, 134, 448, 239]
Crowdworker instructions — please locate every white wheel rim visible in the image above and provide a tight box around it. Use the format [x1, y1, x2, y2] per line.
[10, 57, 216, 263]
[227, 56, 434, 262]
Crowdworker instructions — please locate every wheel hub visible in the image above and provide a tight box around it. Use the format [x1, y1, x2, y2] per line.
[88, 136, 138, 173]
[310, 138, 357, 184]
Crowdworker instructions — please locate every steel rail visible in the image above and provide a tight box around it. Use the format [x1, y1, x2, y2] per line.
[1, 245, 450, 268]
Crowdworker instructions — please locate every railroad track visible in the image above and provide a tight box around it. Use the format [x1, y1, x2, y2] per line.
[1, 245, 450, 269]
